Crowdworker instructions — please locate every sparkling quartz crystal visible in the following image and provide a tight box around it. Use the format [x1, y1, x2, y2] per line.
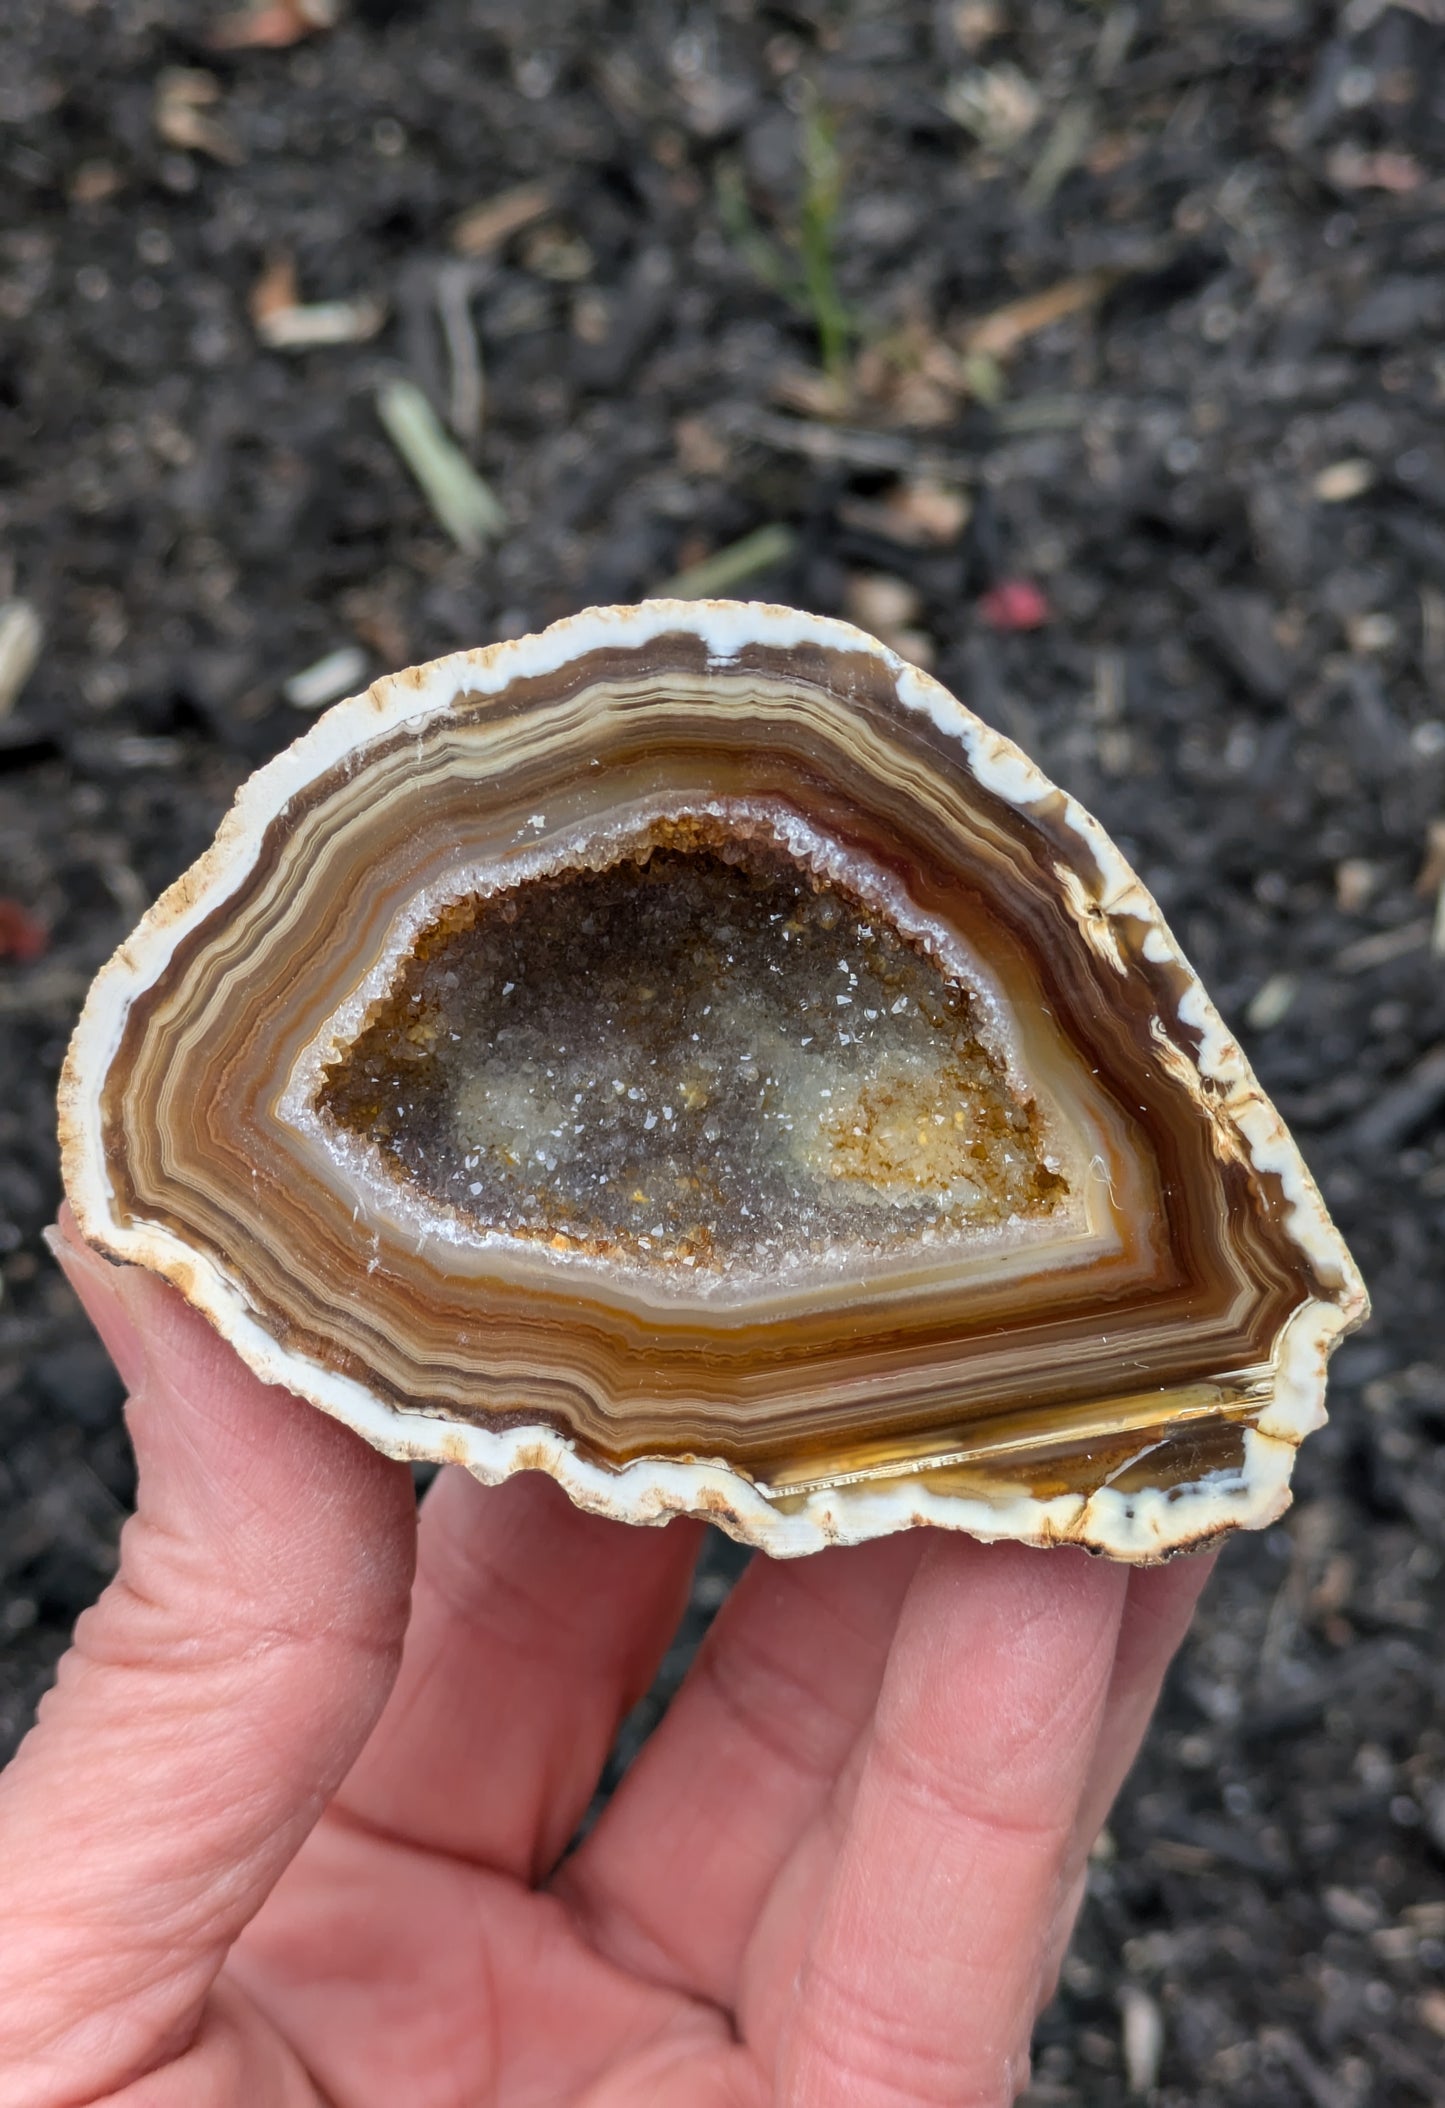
[315, 827, 1066, 1271]
[59, 601, 1367, 1558]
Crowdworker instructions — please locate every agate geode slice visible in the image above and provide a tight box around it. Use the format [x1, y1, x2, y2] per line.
[60, 601, 1367, 1559]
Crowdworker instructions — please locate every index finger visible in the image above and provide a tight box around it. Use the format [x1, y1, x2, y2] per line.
[0, 1218, 416, 2106]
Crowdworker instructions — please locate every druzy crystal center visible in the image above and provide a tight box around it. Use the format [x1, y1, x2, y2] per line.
[317, 834, 1065, 1272]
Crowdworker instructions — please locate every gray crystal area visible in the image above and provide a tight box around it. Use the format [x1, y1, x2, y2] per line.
[317, 843, 1065, 1271]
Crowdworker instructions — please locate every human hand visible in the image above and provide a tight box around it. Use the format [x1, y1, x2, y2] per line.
[0, 1213, 1212, 2107]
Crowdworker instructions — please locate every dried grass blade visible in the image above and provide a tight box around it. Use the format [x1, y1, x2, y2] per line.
[376, 379, 506, 553]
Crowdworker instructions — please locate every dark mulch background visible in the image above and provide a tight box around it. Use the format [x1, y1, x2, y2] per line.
[3, 1, 1444, 2099]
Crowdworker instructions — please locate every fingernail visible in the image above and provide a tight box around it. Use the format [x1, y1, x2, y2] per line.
[44, 1218, 150, 1392]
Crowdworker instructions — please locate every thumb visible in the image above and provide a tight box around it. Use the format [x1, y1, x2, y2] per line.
[0, 1212, 416, 2106]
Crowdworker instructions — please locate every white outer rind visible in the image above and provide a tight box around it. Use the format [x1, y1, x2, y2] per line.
[60, 600, 1369, 1561]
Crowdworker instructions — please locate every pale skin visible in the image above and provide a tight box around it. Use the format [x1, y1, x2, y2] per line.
[0, 1213, 1213, 2108]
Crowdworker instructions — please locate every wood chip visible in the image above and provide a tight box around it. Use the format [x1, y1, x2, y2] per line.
[1334, 857, 1377, 913]
[250, 254, 384, 349]
[951, 3, 1007, 54]
[839, 481, 972, 549]
[1314, 458, 1376, 503]
[248, 253, 299, 325]
[959, 269, 1113, 359]
[674, 416, 730, 477]
[1244, 972, 1297, 1032]
[890, 627, 937, 669]
[890, 479, 971, 543]
[1326, 144, 1424, 194]
[154, 69, 244, 166]
[451, 183, 553, 260]
[519, 225, 594, 282]
[68, 159, 124, 205]
[1118, 1984, 1164, 2095]
[257, 296, 385, 350]
[1324, 1885, 1382, 1933]
[844, 572, 924, 637]
[283, 646, 369, 711]
[942, 63, 1040, 149]
[209, 0, 338, 49]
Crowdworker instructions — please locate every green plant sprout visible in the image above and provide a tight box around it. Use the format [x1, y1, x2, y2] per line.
[717, 88, 856, 384]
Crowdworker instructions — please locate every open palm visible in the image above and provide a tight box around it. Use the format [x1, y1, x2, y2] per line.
[0, 1219, 1209, 2107]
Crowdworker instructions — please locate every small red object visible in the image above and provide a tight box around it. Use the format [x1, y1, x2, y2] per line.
[208, 0, 331, 48]
[0, 899, 48, 962]
[978, 579, 1049, 632]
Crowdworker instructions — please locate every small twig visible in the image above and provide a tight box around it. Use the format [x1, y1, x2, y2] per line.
[960, 269, 1115, 359]
[450, 183, 553, 260]
[375, 379, 506, 554]
[436, 265, 486, 450]
[1021, 99, 1093, 212]
[725, 405, 974, 478]
[0, 601, 42, 720]
[656, 524, 796, 600]
[1335, 918, 1431, 972]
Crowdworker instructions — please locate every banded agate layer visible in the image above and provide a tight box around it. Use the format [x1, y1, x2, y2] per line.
[60, 601, 1367, 1558]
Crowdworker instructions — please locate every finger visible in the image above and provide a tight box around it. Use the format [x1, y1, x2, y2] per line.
[555, 1530, 926, 2004]
[0, 1215, 415, 2108]
[331, 1463, 703, 1879]
[770, 1536, 1129, 2107]
[1075, 1552, 1215, 1849]
[1031, 1549, 1216, 2011]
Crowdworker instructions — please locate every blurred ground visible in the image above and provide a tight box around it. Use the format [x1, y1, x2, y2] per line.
[2, 1, 1445, 2100]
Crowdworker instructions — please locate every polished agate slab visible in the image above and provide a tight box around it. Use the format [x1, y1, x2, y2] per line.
[59, 601, 1367, 1558]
